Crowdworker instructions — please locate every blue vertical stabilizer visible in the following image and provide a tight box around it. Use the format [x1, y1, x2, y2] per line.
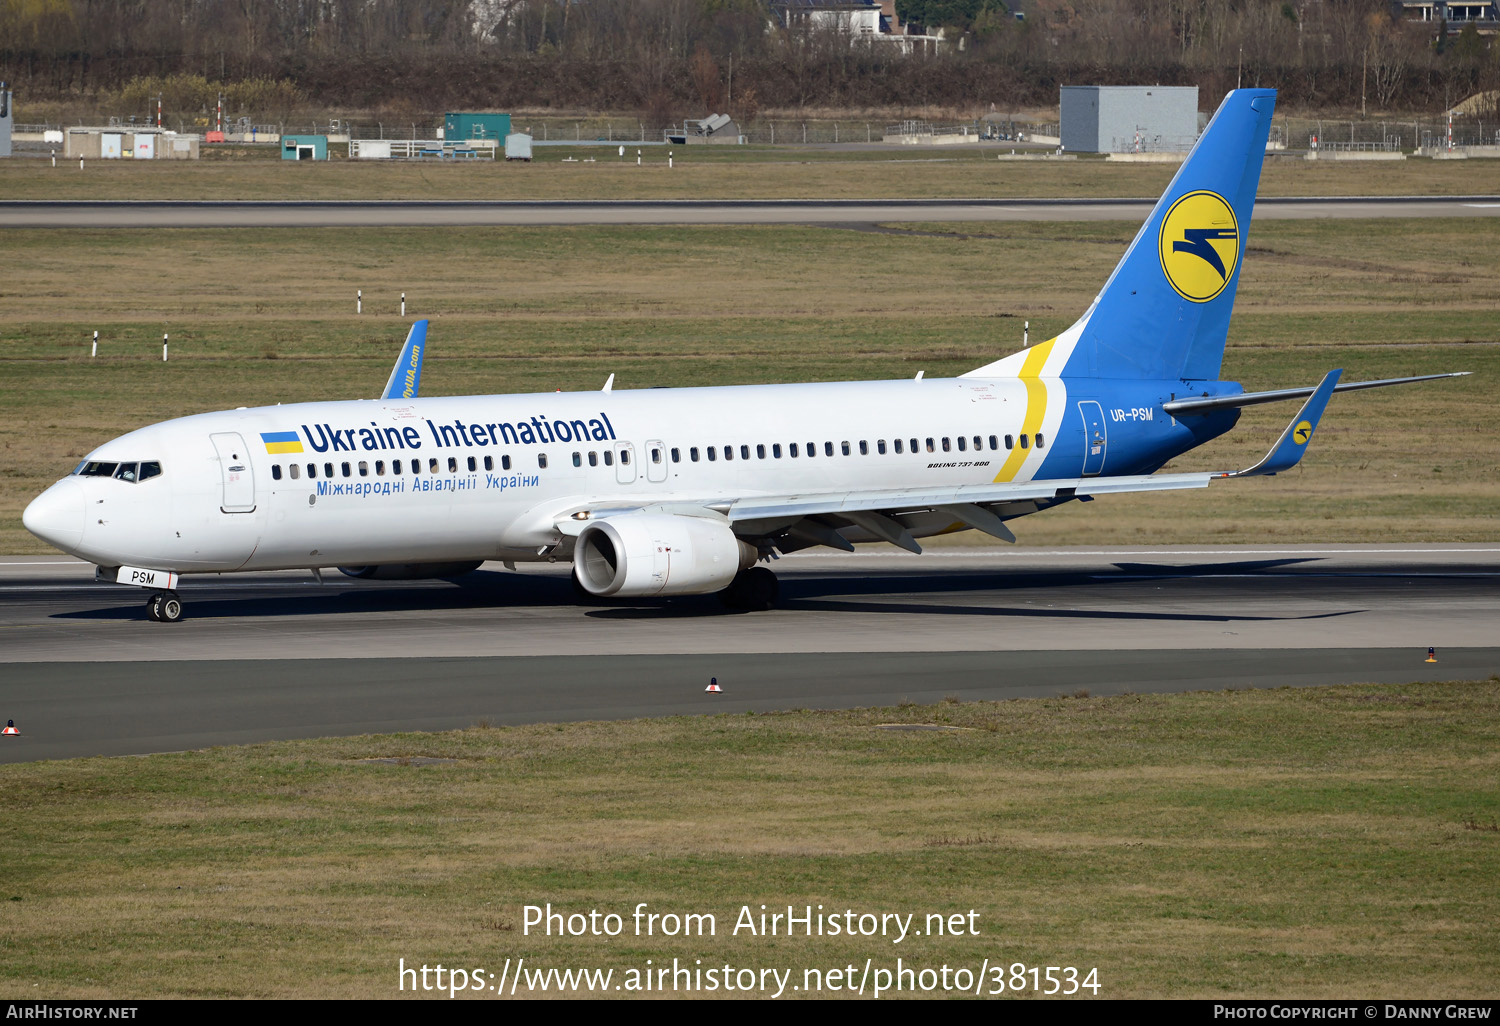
[381, 320, 428, 400]
[1062, 89, 1276, 383]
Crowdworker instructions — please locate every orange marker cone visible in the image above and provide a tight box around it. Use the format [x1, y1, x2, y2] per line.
[705, 677, 723, 694]
[1425, 647, 1438, 663]
[2, 719, 18, 736]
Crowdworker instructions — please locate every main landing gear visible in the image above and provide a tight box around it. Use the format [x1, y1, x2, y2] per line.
[145, 590, 184, 623]
[719, 566, 779, 611]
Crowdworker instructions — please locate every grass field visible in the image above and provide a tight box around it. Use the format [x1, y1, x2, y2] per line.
[1, 148, 1494, 201]
[2, 683, 1497, 998]
[3, 172, 1495, 1001]
[2, 217, 1494, 553]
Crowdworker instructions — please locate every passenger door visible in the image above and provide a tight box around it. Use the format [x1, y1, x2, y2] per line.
[209, 432, 257, 512]
[1078, 401, 1106, 477]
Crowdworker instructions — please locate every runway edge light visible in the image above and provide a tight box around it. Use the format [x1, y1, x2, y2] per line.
[705, 678, 723, 694]
[1426, 647, 1438, 663]
[2, 719, 18, 736]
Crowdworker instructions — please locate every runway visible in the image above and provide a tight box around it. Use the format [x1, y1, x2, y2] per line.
[2, 196, 1497, 228]
[1, 546, 1496, 762]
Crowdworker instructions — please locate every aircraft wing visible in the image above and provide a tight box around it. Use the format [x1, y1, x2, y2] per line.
[726, 475, 1217, 551]
[559, 471, 1219, 550]
[564, 372, 1345, 554]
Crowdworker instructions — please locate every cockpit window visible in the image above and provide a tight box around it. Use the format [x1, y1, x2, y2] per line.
[77, 459, 162, 481]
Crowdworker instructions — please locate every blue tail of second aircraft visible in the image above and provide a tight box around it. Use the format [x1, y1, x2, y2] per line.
[966, 88, 1276, 385]
[381, 319, 428, 400]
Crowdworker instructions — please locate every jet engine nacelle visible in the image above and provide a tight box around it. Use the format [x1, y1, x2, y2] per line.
[574, 512, 756, 597]
[337, 560, 484, 580]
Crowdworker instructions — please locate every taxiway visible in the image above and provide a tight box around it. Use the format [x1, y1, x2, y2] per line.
[1, 547, 1494, 762]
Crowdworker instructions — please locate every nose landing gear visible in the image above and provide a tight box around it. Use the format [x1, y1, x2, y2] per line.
[146, 590, 184, 622]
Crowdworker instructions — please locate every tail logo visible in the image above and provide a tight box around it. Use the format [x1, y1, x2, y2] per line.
[1158, 190, 1240, 303]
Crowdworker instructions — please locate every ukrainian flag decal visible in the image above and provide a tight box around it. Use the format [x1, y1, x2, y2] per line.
[260, 430, 304, 454]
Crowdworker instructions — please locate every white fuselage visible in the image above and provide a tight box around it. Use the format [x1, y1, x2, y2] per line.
[27, 375, 1087, 574]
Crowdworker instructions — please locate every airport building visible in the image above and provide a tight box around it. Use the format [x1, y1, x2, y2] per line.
[281, 134, 328, 160]
[444, 112, 511, 142]
[1060, 86, 1200, 154]
[64, 127, 200, 160]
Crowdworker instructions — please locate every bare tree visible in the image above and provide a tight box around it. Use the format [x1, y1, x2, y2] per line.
[689, 43, 723, 112]
[1365, 8, 1413, 109]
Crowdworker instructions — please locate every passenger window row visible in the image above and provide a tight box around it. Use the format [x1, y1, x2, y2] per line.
[666, 433, 1044, 464]
[263, 431, 1048, 482]
[571, 449, 633, 468]
[270, 453, 513, 482]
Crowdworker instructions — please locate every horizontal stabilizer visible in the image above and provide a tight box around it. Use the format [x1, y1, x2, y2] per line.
[1229, 369, 1341, 478]
[381, 320, 428, 400]
[1164, 372, 1467, 414]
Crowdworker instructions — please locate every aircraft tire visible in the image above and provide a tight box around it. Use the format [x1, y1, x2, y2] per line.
[145, 595, 162, 621]
[721, 567, 778, 611]
[744, 567, 779, 611]
[155, 591, 184, 623]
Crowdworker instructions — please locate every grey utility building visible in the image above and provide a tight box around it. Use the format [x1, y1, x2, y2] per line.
[1060, 86, 1199, 153]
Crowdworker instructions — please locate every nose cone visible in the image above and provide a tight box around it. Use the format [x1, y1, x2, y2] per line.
[23, 478, 86, 554]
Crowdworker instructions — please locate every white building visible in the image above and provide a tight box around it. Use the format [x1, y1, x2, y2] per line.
[1397, 0, 1498, 28]
[768, 0, 947, 52]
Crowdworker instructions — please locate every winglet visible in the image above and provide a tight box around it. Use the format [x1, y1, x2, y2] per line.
[1230, 369, 1342, 478]
[380, 320, 428, 400]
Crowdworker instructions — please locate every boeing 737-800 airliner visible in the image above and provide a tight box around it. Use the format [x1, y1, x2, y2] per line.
[22, 89, 1464, 621]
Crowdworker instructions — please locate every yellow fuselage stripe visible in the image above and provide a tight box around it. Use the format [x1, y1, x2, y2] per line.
[993, 338, 1055, 483]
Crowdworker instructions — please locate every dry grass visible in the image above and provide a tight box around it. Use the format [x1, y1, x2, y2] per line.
[4, 218, 1496, 327]
[2, 683, 1497, 997]
[0, 149, 1490, 201]
[1, 219, 1494, 552]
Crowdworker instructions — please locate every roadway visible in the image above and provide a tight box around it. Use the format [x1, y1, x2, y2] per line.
[2, 546, 1496, 762]
[2, 196, 1498, 228]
